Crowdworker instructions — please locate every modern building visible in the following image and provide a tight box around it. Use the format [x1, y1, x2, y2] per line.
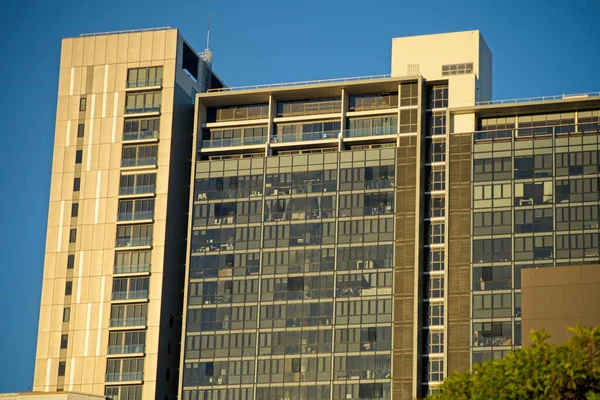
[33, 27, 222, 400]
[180, 30, 600, 400]
[35, 27, 600, 400]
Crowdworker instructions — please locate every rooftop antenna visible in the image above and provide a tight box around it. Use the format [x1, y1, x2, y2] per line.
[200, 15, 213, 68]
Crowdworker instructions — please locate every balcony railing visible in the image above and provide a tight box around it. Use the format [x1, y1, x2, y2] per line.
[202, 136, 267, 148]
[109, 317, 147, 327]
[126, 78, 162, 88]
[114, 264, 151, 274]
[123, 130, 159, 141]
[121, 157, 157, 167]
[115, 237, 152, 248]
[125, 105, 161, 114]
[119, 185, 155, 196]
[105, 372, 143, 382]
[474, 123, 600, 142]
[270, 131, 339, 143]
[476, 91, 600, 106]
[343, 127, 397, 138]
[473, 336, 512, 347]
[117, 211, 154, 221]
[107, 344, 146, 355]
[111, 290, 148, 301]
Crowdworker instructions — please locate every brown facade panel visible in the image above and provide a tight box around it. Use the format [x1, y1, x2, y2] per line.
[521, 265, 600, 346]
[447, 133, 472, 375]
[393, 137, 418, 399]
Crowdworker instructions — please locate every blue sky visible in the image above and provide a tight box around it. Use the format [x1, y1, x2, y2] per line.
[0, 0, 599, 392]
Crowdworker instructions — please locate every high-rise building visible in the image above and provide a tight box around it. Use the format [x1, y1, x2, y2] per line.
[34, 28, 600, 400]
[33, 27, 222, 400]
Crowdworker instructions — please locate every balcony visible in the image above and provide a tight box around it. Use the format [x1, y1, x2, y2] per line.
[117, 211, 154, 221]
[121, 157, 157, 168]
[123, 130, 159, 141]
[114, 264, 151, 274]
[115, 237, 152, 248]
[105, 372, 143, 382]
[125, 105, 161, 114]
[270, 131, 339, 143]
[343, 127, 397, 138]
[126, 78, 162, 88]
[119, 185, 155, 196]
[109, 317, 147, 328]
[107, 344, 146, 355]
[111, 290, 148, 301]
[202, 136, 267, 148]
[473, 336, 512, 347]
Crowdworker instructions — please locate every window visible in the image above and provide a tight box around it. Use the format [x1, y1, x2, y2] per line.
[514, 154, 553, 179]
[277, 98, 341, 117]
[127, 66, 163, 87]
[429, 167, 445, 191]
[168, 341, 173, 355]
[474, 157, 512, 181]
[426, 331, 444, 354]
[117, 199, 155, 221]
[58, 361, 66, 377]
[105, 386, 142, 400]
[425, 304, 444, 326]
[473, 293, 512, 318]
[77, 123, 84, 138]
[60, 334, 69, 349]
[514, 236, 554, 260]
[347, 116, 397, 137]
[515, 208, 553, 233]
[75, 150, 82, 164]
[427, 250, 445, 272]
[348, 93, 398, 111]
[65, 281, 73, 296]
[119, 173, 156, 195]
[169, 314, 174, 328]
[123, 118, 161, 141]
[166, 367, 171, 382]
[426, 276, 444, 299]
[427, 85, 448, 109]
[427, 196, 445, 218]
[473, 211, 511, 236]
[427, 140, 446, 163]
[115, 224, 153, 247]
[473, 183, 512, 208]
[125, 92, 162, 114]
[428, 223, 445, 245]
[69, 229, 77, 243]
[79, 98, 87, 112]
[473, 238, 511, 263]
[73, 178, 80, 192]
[121, 144, 158, 167]
[63, 307, 70, 322]
[71, 203, 79, 218]
[426, 111, 446, 136]
[442, 62, 473, 76]
[473, 266, 511, 291]
[67, 254, 75, 269]
[427, 359, 444, 382]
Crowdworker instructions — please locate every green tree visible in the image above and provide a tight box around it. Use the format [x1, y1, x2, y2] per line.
[428, 326, 600, 400]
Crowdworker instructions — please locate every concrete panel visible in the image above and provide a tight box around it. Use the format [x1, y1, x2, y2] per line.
[152, 30, 167, 60]
[127, 32, 142, 62]
[82, 37, 95, 66]
[105, 34, 118, 65]
[93, 36, 107, 66]
[71, 39, 84, 68]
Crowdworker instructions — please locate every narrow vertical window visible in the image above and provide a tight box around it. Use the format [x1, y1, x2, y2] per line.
[79, 98, 87, 111]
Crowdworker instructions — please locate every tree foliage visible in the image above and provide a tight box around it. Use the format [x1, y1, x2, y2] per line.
[428, 326, 600, 400]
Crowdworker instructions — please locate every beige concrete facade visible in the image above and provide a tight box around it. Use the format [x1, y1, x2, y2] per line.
[34, 27, 218, 399]
[0, 392, 104, 400]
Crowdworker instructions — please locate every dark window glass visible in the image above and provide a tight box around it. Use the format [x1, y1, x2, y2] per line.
[71, 203, 79, 217]
[77, 123, 85, 138]
[58, 361, 66, 376]
[65, 281, 73, 296]
[69, 229, 77, 243]
[60, 334, 69, 349]
[67, 254, 75, 269]
[75, 150, 82, 164]
[73, 178, 80, 192]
